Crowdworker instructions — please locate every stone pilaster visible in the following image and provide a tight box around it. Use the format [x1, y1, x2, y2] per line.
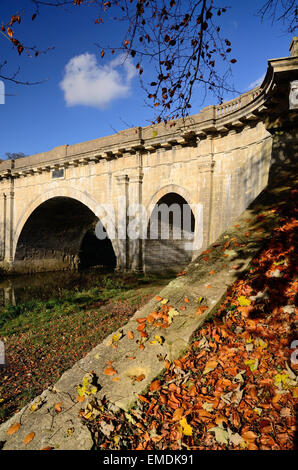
[127, 169, 144, 272]
[4, 190, 14, 263]
[115, 174, 129, 271]
[197, 135, 215, 247]
[0, 193, 6, 261]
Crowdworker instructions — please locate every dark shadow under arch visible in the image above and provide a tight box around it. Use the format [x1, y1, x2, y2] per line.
[79, 228, 116, 270]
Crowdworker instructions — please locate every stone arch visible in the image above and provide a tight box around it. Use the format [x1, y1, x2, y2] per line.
[146, 184, 203, 253]
[146, 184, 196, 221]
[13, 186, 118, 272]
[144, 185, 202, 273]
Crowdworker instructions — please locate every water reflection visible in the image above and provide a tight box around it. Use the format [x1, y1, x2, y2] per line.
[0, 268, 113, 307]
[0, 283, 16, 306]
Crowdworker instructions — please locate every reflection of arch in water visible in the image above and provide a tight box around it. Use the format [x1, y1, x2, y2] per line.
[14, 191, 117, 273]
[0, 282, 16, 307]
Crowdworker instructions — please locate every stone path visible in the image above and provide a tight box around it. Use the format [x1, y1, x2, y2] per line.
[0, 194, 279, 450]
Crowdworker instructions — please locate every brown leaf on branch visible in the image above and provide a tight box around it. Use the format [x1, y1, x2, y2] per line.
[7, 28, 14, 37]
[10, 15, 21, 26]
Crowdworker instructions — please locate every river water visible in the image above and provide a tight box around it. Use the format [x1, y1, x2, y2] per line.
[0, 268, 116, 307]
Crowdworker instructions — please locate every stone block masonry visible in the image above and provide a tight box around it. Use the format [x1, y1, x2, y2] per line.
[0, 39, 297, 275]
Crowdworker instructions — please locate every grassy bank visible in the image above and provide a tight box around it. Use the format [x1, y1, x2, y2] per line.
[0, 273, 172, 423]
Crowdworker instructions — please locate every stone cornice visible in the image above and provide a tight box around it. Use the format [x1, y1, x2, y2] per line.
[1, 49, 297, 180]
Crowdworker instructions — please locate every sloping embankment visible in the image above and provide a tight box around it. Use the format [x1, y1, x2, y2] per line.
[0, 166, 295, 450]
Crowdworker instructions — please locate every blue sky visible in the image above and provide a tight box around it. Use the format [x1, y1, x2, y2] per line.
[0, 0, 294, 158]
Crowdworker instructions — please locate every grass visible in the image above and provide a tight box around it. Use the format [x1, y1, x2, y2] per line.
[0, 273, 169, 337]
[0, 272, 172, 423]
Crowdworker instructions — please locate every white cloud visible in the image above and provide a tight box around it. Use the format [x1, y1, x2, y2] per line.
[247, 74, 265, 91]
[60, 53, 137, 108]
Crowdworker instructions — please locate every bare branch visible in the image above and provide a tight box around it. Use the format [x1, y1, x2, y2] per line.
[0, 0, 296, 122]
[258, 0, 297, 33]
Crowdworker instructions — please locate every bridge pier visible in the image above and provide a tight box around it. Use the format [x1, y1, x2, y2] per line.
[115, 155, 145, 274]
[0, 191, 15, 272]
[115, 174, 130, 272]
[127, 167, 144, 273]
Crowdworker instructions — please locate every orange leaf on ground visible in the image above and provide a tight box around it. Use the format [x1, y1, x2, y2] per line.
[196, 306, 208, 316]
[136, 317, 147, 324]
[241, 430, 258, 444]
[138, 395, 150, 403]
[215, 414, 228, 426]
[127, 330, 134, 340]
[104, 366, 117, 376]
[150, 380, 161, 392]
[24, 432, 35, 446]
[203, 360, 218, 374]
[7, 423, 21, 435]
[136, 374, 145, 382]
[197, 409, 213, 419]
[172, 408, 184, 421]
[184, 298, 189, 303]
[77, 395, 85, 403]
[272, 393, 283, 405]
[209, 270, 215, 275]
[147, 311, 160, 324]
[137, 323, 146, 331]
[155, 296, 163, 301]
[231, 411, 241, 429]
[54, 402, 62, 413]
[248, 443, 259, 450]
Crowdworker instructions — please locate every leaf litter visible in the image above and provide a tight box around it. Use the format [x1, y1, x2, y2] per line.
[86, 189, 297, 450]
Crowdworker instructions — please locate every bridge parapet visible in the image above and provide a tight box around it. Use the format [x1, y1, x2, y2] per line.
[0, 44, 297, 179]
[215, 86, 262, 118]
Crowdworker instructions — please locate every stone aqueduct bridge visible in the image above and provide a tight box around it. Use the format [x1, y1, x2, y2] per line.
[0, 40, 297, 274]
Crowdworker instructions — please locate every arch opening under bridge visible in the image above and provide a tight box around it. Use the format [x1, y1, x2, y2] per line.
[14, 196, 117, 273]
[145, 192, 196, 273]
